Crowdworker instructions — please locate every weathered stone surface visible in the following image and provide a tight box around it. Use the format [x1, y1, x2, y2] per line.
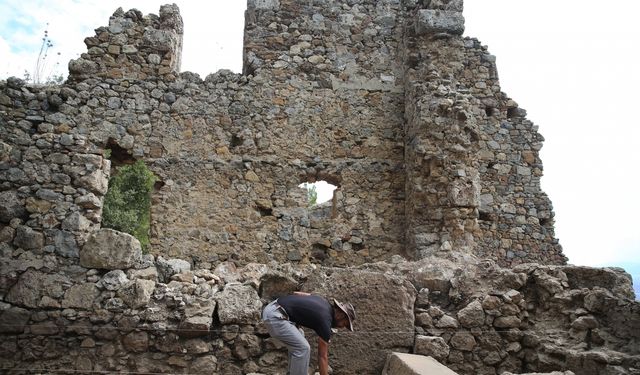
[81, 229, 142, 270]
[415, 336, 450, 360]
[457, 300, 485, 328]
[118, 279, 155, 309]
[62, 283, 100, 309]
[382, 353, 459, 375]
[416, 9, 465, 35]
[13, 225, 44, 249]
[179, 298, 217, 338]
[5, 269, 68, 308]
[216, 284, 262, 325]
[122, 331, 149, 353]
[156, 257, 191, 282]
[98, 270, 129, 291]
[450, 332, 476, 351]
[0, 191, 25, 223]
[0, 305, 31, 333]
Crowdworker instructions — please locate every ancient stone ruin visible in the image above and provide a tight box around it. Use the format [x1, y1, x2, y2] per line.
[0, 1, 638, 374]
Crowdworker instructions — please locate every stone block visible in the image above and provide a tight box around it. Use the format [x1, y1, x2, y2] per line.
[118, 279, 155, 309]
[0, 305, 30, 333]
[414, 335, 450, 360]
[157, 256, 191, 282]
[248, 0, 280, 10]
[6, 269, 68, 308]
[81, 229, 142, 270]
[62, 283, 100, 309]
[303, 268, 416, 374]
[382, 352, 459, 375]
[215, 283, 262, 325]
[0, 191, 25, 223]
[457, 300, 485, 328]
[416, 10, 465, 35]
[13, 225, 44, 250]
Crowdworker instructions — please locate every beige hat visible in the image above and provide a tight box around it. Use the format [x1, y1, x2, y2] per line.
[333, 299, 356, 331]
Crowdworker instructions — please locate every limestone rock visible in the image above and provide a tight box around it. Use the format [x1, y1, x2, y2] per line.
[457, 300, 485, 328]
[0, 191, 25, 223]
[416, 9, 465, 36]
[62, 283, 100, 309]
[215, 284, 262, 325]
[414, 335, 450, 360]
[157, 256, 191, 282]
[179, 298, 217, 338]
[81, 229, 142, 270]
[118, 279, 155, 309]
[6, 269, 69, 308]
[98, 270, 129, 291]
[382, 353, 459, 375]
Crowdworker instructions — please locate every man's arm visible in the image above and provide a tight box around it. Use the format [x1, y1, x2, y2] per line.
[317, 337, 329, 375]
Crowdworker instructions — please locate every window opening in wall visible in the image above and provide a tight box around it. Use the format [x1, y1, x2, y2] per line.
[102, 142, 157, 251]
[299, 181, 337, 207]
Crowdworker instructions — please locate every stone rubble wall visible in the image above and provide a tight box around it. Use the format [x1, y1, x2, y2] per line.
[1, 0, 563, 270]
[1, 1, 637, 374]
[0, 238, 637, 374]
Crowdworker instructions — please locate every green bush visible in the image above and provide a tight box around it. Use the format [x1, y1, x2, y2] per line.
[102, 160, 156, 251]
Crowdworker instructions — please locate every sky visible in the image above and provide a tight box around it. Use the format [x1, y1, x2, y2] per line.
[0, 1, 637, 292]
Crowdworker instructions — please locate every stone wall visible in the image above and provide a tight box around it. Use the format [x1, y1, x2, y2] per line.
[0, 0, 563, 268]
[1, 240, 637, 374]
[2, 1, 637, 374]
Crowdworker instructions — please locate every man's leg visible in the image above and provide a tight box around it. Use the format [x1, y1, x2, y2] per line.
[263, 304, 310, 375]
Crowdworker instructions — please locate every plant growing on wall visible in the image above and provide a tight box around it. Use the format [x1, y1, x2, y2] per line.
[102, 160, 156, 251]
[300, 183, 318, 206]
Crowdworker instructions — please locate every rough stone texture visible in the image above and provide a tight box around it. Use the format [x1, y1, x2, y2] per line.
[215, 283, 262, 325]
[81, 229, 142, 269]
[383, 353, 460, 375]
[0, 2, 638, 375]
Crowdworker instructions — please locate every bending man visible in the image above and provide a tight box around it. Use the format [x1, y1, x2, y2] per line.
[262, 292, 356, 375]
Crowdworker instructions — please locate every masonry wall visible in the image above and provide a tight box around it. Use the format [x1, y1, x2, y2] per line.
[0, 1, 563, 268]
[0, 2, 611, 374]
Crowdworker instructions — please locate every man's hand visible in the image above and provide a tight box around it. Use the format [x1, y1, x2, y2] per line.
[317, 337, 329, 375]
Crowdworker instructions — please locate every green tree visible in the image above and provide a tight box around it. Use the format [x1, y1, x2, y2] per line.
[102, 160, 157, 250]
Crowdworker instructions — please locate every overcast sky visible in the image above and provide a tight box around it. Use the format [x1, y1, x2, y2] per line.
[1, 1, 638, 281]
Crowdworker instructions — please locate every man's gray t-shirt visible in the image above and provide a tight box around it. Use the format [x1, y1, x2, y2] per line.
[277, 294, 335, 342]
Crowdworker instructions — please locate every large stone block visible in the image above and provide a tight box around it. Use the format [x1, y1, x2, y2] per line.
[179, 298, 217, 338]
[62, 283, 100, 309]
[414, 335, 450, 360]
[0, 305, 31, 333]
[13, 225, 44, 250]
[215, 284, 262, 325]
[6, 269, 69, 308]
[118, 279, 155, 309]
[302, 268, 416, 374]
[382, 352, 459, 375]
[81, 229, 142, 270]
[0, 191, 25, 223]
[416, 10, 465, 35]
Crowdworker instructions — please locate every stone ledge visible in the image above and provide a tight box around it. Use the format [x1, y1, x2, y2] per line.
[382, 352, 459, 375]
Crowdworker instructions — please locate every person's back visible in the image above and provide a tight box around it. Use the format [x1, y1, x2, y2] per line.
[277, 294, 334, 342]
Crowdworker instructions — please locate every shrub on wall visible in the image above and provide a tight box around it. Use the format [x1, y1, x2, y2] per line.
[102, 160, 156, 250]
